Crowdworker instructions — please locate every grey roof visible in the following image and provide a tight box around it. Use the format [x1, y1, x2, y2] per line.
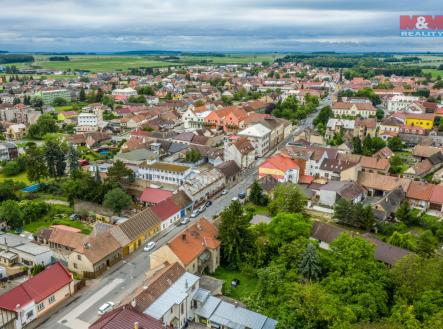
[372, 187, 405, 221]
[168, 142, 189, 154]
[194, 288, 277, 329]
[144, 272, 199, 319]
[362, 233, 410, 265]
[311, 221, 345, 244]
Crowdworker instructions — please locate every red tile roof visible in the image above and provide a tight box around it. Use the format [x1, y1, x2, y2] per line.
[430, 185, 443, 204]
[168, 218, 220, 265]
[89, 305, 167, 329]
[0, 262, 72, 311]
[139, 188, 173, 204]
[150, 197, 180, 221]
[407, 181, 435, 201]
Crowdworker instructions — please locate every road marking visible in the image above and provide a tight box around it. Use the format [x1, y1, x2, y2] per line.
[58, 278, 124, 329]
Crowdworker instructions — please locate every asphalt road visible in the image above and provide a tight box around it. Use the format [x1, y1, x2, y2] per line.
[38, 97, 330, 329]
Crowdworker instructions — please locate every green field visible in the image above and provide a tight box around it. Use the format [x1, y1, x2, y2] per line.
[13, 54, 280, 73]
[423, 69, 443, 78]
[0, 171, 31, 185]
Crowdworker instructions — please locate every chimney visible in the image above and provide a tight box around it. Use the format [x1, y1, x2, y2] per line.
[131, 299, 136, 308]
[134, 322, 139, 329]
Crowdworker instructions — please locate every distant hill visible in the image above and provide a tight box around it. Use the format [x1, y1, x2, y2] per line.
[112, 50, 182, 56]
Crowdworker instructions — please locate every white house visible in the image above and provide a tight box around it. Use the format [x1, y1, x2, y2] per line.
[0, 233, 53, 267]
[182, 108, 212, 130]
[138, 161, 192, 185]
[180, 169, 225, 203]
[76, 112, 98, 132]
[237, 123, 271, 157]
[111, 87, 137, 98]
[224, 136, 255, 169]
[332, 101, 376, 118]
[387, 95, 420, 113]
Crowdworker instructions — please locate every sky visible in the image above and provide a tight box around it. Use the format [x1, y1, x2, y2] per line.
[0, 0, 442, 52]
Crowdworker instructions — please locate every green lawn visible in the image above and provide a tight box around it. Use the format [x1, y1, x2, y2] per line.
[212, 267, 258, 301]
[0, 171, 31, 185]
[423, 69, 443, 78]
[245, 202, 272, 216]
[24, 218, 92, 235]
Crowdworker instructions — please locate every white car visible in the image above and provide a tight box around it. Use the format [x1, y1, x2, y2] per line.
[98, 301, 115, 315]
[199, 204, 206, 213]
[191, 209, 199, 218]
[221, 189, 228, 195]
[143, 241, 156, 252]
[180, 217, 190, 225]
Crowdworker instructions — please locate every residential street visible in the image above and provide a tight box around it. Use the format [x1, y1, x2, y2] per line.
[37, 100, 327, 329]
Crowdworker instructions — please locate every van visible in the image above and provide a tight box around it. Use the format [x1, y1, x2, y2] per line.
[98, 302, 115, 315]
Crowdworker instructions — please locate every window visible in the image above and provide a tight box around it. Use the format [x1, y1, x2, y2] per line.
[77, 255, 81, 261]
[73, 263, 77, 269]
[37, 303, 45, 311]
[48, 295, 56, 304]
[26, 310, 34, 319]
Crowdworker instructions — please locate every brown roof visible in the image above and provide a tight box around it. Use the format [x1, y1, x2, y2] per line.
[360, 156, 390, 171]
[168, 218, 220, 266]
[112, 208, 161, 244]
[133, 262, 185, 312]
[355, 117, 377, 129]
[311, 221, 345, 243]
[406, 181, 435, 201]
[332, 102, 375, 111]
[75, 232, 121, 265]
[412, 145, 442, 158]
[49, 229, 87, 250]
[362, 233, 410, 266]
[358, 172, 411, 192]
[320, 159, 356, 173]
[404, 113, 435, 121]
[216, 160, 241, 178]
[170, 190, 192, 209]
[374, 146, 394, 159]
[233, 137, 254, 155]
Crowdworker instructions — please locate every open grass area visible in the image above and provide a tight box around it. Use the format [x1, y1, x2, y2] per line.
[211, 267, 258, 301]
[423, 69, 443, 78]
[245, 202, 272, 216]
[0, 171, 31, 185]
[24, 218, 92, 235]
[13, 54, 279, 73]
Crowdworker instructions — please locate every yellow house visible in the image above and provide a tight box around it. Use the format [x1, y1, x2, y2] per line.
[57, 110, 77, 122]
[405, 113, 435, 129]
[110, 208, 160, 257]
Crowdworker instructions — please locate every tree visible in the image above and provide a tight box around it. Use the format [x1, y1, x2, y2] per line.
[0, 180, 17, 202]
[313, 106, 332, 134]
[266, 213, 312, 248]
[2, 159, 25, 176]
[249, 180, 267, 206]
[103, 188, 132, 215]
[51, 97, 68, 107]
[376, 108, 385, 120]
[268, 183, 307, 215]
[0, 200, 23, 228]
[79, 88, 86, 102]
[44, 141, 66, 178]
[27, 114, 59, 139]
[395, 201, 419, 226]
[352, 137, 363, 154]
[387, 137, 404, 152]
[30, 96, 43, 108]
[67, 144, 79, 175]
[322, 233, 391, 321]
[185, 149, 202, 163]
[107, 160, 134, 184]
[334, 199, 375, 231]
[31, 264, 46, 276]
[26, 145, 48, 182]
[299, 243, 321, 281]
[389, 155, 404, 174]
[416, 230, 438, 255]
[218, 200, 254, 269]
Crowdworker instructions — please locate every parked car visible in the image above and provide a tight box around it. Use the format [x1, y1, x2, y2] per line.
[238, 191, 246, 199]
[205, 200, 212, 207]
[143, 241, 156, 252]
[98, 302, 115, 315]
[221, 189, 228, 195]
[231, 197, 239, 202]
[191, 209, 200, 218]
[180, 217, 190, 225]
[199, 204, 206, 213]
